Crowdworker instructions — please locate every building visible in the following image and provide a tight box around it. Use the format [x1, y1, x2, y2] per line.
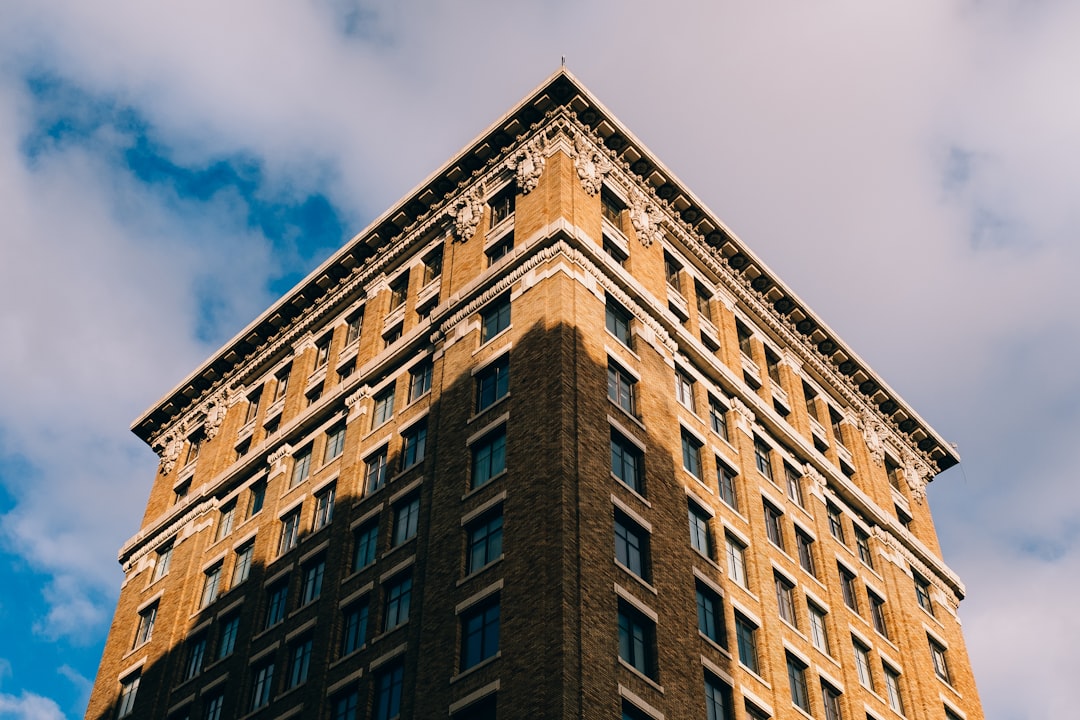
[86, 69, 984, 720]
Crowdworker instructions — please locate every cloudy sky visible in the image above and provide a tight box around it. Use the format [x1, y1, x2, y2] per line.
[0, 1, 1076, 718]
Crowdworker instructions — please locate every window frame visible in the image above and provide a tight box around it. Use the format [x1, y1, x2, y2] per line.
[696, 581, 725, 646]
[471, 426, 507, 489]
[476, 354, 510, 412]
[466, 509, 504, 575]
[605, 299, 632, 347]
[688, 501, 714, 559]
[786, 653, 810, 713]
[614, 511, 651, 582]
[392, 496, 420, 546]
[460, 596, 501, 670]
[480, 295, 511, 343]
[617, 599, 658, 680]
[610, 429, 644, 494]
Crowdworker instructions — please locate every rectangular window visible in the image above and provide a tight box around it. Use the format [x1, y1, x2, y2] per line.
[345, 309, 363, 346]
[787, 653, 810, 712]
[682, 430, 703, 479]
[337, 359, 356, 383]
[204, 692, 224, 720]
[753, 438, 774, 480]
[481, 295, 511, 342]
[829, 408, 846, 447]
[821, 681, 843, 720]
[734, 612, 759, 673]
[182, 634, 206, 681]
[248, 479, 266, 518]
[803, 382, 819, 421]
[373, 662, 404, 720]
[232, 541, 255, 586]
[409, 361, 433, 402]
[278, 510, 301, 555]
[601, 188, 624, 229]
[250, 660, 275, 711]
[604, 236, 628, 266]
[300, 556, 325, 605]
[809, 603, 830, 654]
[466, 510, 503, 575]
[737, 323, 753, 357]
[185, 430, 203, 466]
[274, 366, 291, 402]
[393, 496, 420, 546]
[839, 565, 858, 611]
[884, 665, 904, 714]
[290, 447, 312, 489]
[795, 529, 816, 577]
[828, 503, 846, 543]
[400, 422, 428, 470]
[696, 283, 713, 323]
[855, 526, 873, 568]
[725, 534, 747, 588]
[664, 253, 682, 291]
[153, 542, 173, 582]
[915, 573, 934, 615]
[476, 355, 510, 412]
[373, 386, 396, 427]
[353, 521, 378, 571]
[785, 465, 804, 507]
[696, 582, 725, 646]
[775, 572, 797, 626]
[471, 427, 507, 488]
[244, 388, 262, 425]
[389, 274, 409, 310]
[200, 565, 222, 609]
[606, 299, 632, 346]
[674, 369, 696, 411]
[134, 603, 157, 647]
[324, 423, 346, 463]
[215, 502, 236, 542]
[460, 598, 500, 670]
[265, 582, 288, 629]
[930, 637, 951, 682]
[341, 600, 369, 657]
[488, 184, 515, 226]
[853, 638, 874, 689]
[688, 502, 714, 559]
[218, 614, 240, 660]
[608, 360, 636, 415]
[313, 484, 336, 531]
[886, 457, 905, 492]
[485, 235, 513, 265]
[614, 512, 650, 582]
[869, 592, 889, 638]
[365, 447, 388, 494]
[314, 335, 331, 370]
[610, 430, 644, 494]
[383, 574, 412, 631]
[117, 673, 140, 718]
[383, 323, 403, 348]
[422, 248, 443, 285]
[763, 502, 785, 551]
[287, 636, 313, 689]
[709, 397, 729, 441]
[716, 460, 738, 511]
[765, 348, 782, 385]
[617, 599, 657, 679]
[704, 672, 733, 720]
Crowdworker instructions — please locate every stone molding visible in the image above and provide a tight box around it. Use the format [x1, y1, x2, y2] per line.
[871, 526, 963, 610]
[508, 134, 547, 194]
[452, 184, 486, 243]
[571, 129, 611, 196]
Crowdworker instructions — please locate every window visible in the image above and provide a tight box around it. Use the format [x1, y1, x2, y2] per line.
[153, 542, 173, 582]
[608, 360, 636, 415]
[422, 248, 443, 285]
[117, 673, 140, 718]
[215, 502, 236, 542]
[265, 582, 288, 629]
[248, 480, 266, 518]
[603, 236, 628, 266]
[337, 358, 356, 382]
[688, 502, 714, 559]
[173, 480, 190, 506]
[716, 461, 738, 511]
[307, 385, 323, 408]
[827, 503, 846, 543]
[287, 636, 313, 688]
[353, 521, 378, 571]
[402, 422, 427, 469]
[764, 348, 782, 385]
[341, 601, 369, 656]
[705, 672, 733, 720]
[389, 273, 409, 310]
[839, 565, 858, 611]
[314, 335, 331, 370]
[869, 592, 889, 638]
[696, 582, 725, 646]
[134, 603, 157, 647]
[244, 388, 262, 424]
[314, 484, 336, 531]
[787, 653, 810, 712]
[930, 638, 951, 682]
[884, 665, 904, 714]
[775, 572, 797, 626]
[606, 299, 632, 346]
[250, 659, 275, 711]
[601, 187, 624, 229]
[345, 309, 364, 345]
[383, 574, 412, 631]
[744, 701, 770, 720]
[682, 430, 703, 479]
[855, 527, 873, 568]
[372, 662, 404, 720]
[290, 447, 312, 489]
[785, 465, 804, 507]
[185, 430, 203, 466]
[333, 690, 360, 720]
[300, 556, 325, 605]
[696, 283, 714, 323]
[203, 692, 224, 720]
[664, 252, 682, 291]
[476, 355, 510, 412]
[365, 447, 388, 494]
[461, 598, 500, 669]
[734, 612, 759, 673]
[217, 614, 240, 660]
[803, 382, 819, 421]
[200, 565, 222, 609]
[232, 541, 254, 586]
[829, 408, 846, 447]
[467, 510, 503, 574]
[622, 702, 653, 720]
[274, 366, 290, 402]
[182, 634, 206, 681]
[471, 427, 506, 488]
[914, 572, 934, 615]
[763, 502, 785, 551]
[725, 534, 748, 588]
[821, 681, 843, 720]
[451, 695, 497, 720]
[278, 510, 301, 555]
[481, 295, 511, 342]
[737, 323, 753, 357]
[674, 369, 696, 411]
[886, 457, 904, 492]
[809, 603, 830, 653]
[614, 512, 650, 582]
[383, 323, 403, 348]
[895, 503, 912, 530]
[324, 423, 346, 463]
[373, 386, 395, 427]
[853, 638, 874, 689]
[709, 397, 729, 441]
[795, 529, 816, 577]
[409, 361, 433, 402]
[610, 430, 643, 494]
[393, 496, 420, 546]
[753, 438, 774, 480]
[617, 600, 657, 679]
[486, 235, 513, 265]
[489, 184, 515, 226]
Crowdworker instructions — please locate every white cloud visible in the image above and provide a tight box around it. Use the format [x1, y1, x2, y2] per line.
[0, 691, 65, 720]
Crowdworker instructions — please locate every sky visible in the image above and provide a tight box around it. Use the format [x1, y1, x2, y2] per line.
[0, 1, 1076, 718]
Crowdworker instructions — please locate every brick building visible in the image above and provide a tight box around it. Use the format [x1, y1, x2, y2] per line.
[86, 70, 984, 720]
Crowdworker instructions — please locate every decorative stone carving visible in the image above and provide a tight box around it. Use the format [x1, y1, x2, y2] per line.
[508, 135, 546, 194]
[202, 390, 230, 441]
[158, 434, 183, 476]
[628, 190, 664, 247]
[860, 410, 886, 467]
[572, 133, 610, 196]
[452, 185, 485, 243]
[730, 396, 755, 435]
[803, 463, 827, 495]
[903, 451, 931, 503]
[346, 386, 372, 421]
[269, 444, 293, 466]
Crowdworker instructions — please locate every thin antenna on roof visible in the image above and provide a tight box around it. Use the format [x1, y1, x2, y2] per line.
[561, 55, 566, 68]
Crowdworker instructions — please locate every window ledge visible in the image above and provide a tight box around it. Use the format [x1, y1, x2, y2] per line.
[457, 557, 503, 587]
[615, 563, 657, 595]
[617, 658, 664, 694]
[450, 652, 501, 684]
[328, 645, 367, 670]
[470, 393, 511, 423]
[476, 325, 513, 351]
[608, 398, 646, 431]
[461, 471, 507, 501]
[698, 633, 732, 659]
[612, 478, 652, 508]
[369, 622, 408, 646]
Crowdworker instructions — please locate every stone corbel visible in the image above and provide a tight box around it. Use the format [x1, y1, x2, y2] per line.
[859, 410, 886, 467]
[268, 443, 293, 479]
[452, 184, 486, 243]
[803, 463, 828, 498]
[202, 389, 231, 441]
[508, 135, 547, 195]
[293, 332, 316, 355]
[903, 450, 931, 504]
[366, 274, 390, 300]
[157, 433, 184, 476]
[628, 189, 664, 248]
[571, 132, 610, 196]
[730, 396, 755, 436]
[346, 386, 372, 422]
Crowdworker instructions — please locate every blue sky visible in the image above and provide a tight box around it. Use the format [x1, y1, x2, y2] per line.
[1, 2, 1079, 718]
